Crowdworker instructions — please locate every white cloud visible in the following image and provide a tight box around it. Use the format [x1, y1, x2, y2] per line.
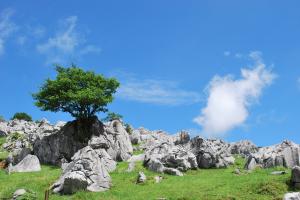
[37, 16, 100, 64]
[0, 8, 17, 55]
[193, 51, 276, 137]
[117, 77, 201, 106]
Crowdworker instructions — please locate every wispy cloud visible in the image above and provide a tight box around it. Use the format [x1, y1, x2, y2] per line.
[36, 16, 100, 64]
[116, 75, 201, 106]
[194, 51, 276, 138]
[0, 8, 17, 55]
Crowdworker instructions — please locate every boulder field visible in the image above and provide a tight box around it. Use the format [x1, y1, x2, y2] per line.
[1, 118, 300, 196]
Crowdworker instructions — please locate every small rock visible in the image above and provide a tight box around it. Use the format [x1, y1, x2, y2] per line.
[154, 176, 163, 183]
[137, 171, 147, 183]
[126, 162, 135, 172]
[233, 168, 241, 175]
[270, 171, 286, 175]
[283, 192, 300, 200]
[13, 189, 26, 199]
[163, 167, 183, 176]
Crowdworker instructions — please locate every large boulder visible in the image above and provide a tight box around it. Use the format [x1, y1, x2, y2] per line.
[291, 166, 300, 189]
[94, 120, 133, 161]
[144, 142, 197, 175]
[9, 154, 41, 173]
[189, 137, 235, 169]
[33, 118, 101, 165]
[130, 129, 141, 145]
[244, 140, 300, 169]
[52, 146, 112, 194]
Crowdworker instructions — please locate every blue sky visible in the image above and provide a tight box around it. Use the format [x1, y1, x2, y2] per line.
[1, 1, 300, 146]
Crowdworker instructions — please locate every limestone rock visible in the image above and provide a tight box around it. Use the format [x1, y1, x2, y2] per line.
[229, 140, 258, 157]
[174, 131, 190, 145]
[283, 192, 300, 200]
[291, 166, 300, 189]
[12, 189, 26, 200]
[137, 171, 146, 183]
[245, 140, 300, 169]
[190, 137, 235, 169]
[52, 146, 112, 194]
[9, 154, 41, 173]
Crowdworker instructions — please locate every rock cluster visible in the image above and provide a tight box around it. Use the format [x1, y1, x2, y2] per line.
[144, 142, 196, 176]
[229, 140, 258, 157]
[189, 137, 235, 169]
[244, 140, 300, 170]
[52, 146, 112, 194]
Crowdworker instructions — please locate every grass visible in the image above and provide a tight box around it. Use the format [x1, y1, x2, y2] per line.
[0, 154, 296, 200]
[0, 136, 8, 161]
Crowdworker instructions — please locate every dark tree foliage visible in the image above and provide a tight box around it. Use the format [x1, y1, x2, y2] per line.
[102, 112, 123, 122]
[33, 65, 120, 120]
[11, 112, 32, 121]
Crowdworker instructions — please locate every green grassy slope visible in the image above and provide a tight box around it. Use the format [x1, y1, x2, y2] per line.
[0, 141, 296, 200]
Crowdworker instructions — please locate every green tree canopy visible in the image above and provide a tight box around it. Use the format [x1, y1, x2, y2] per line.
[11, 112, 32, 121]
[102, 112, 123, 122]
[33, 65, 120, 120]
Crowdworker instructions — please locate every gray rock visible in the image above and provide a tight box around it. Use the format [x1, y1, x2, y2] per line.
[127, 154, 145, 163]
[34, 117, 104, 165]
[283, 192, 300, 200]
[244, 157, 257, 171]
[163, 167, 183, 176]
[190, 137, 235, 169]
[52, 146, 111, 194]
[7, 147, 31, 165]
[126, 162, 135, 172]
[12, 189, 26, 200]
[130, 130, 141, 145]
[137, 171, 146, 183]
[144, 142, 197, 175]
[9, 155, 41, 173]
[154, 175, 163, 183]
[245, 140, 300, 169]
[229, 140, 258, 157]
[291, 166, 300, 189]
[233, 168, 241, 175]
[270, 171, 286, 175]
[174, 131, 190, 145]
[94, 120, 133, 161]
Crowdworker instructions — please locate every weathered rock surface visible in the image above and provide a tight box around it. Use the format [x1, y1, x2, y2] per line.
[7, 147, 32, 165]
[283, 192, 300, 200]
[291, 166, 300, 189]
[229, 140, 258, 157]
[244, 140, 300, 169]
[52, 146, 112, 194]
[144, 142, 197, 175]
[174, 131, 190, 145]
[189, 137, 235, 169]
[9, 154, 41, 173]
[12, 189, 27, 200]
[99, 120, 133, 161]
[130, 129, 141, 145]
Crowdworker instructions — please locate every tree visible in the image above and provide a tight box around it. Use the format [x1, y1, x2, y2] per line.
[102, 112, 123, 122]
[33, 65, 120, 120]
[11, 112, 32, 121]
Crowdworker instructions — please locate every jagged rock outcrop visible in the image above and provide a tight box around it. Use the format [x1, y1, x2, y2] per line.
[144, 142, 197, 176]
[244, 140, 300, 169]
[100, 120, 133, 161]
[174, 131, 190, 145]
[189, 137, 235, 169]
[8, 154, 41, 173]
[52, 146, 112, 194]
[130, 129, 141, 145]
[229, 140, 258, 157]
[33, 118, 133, 165]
